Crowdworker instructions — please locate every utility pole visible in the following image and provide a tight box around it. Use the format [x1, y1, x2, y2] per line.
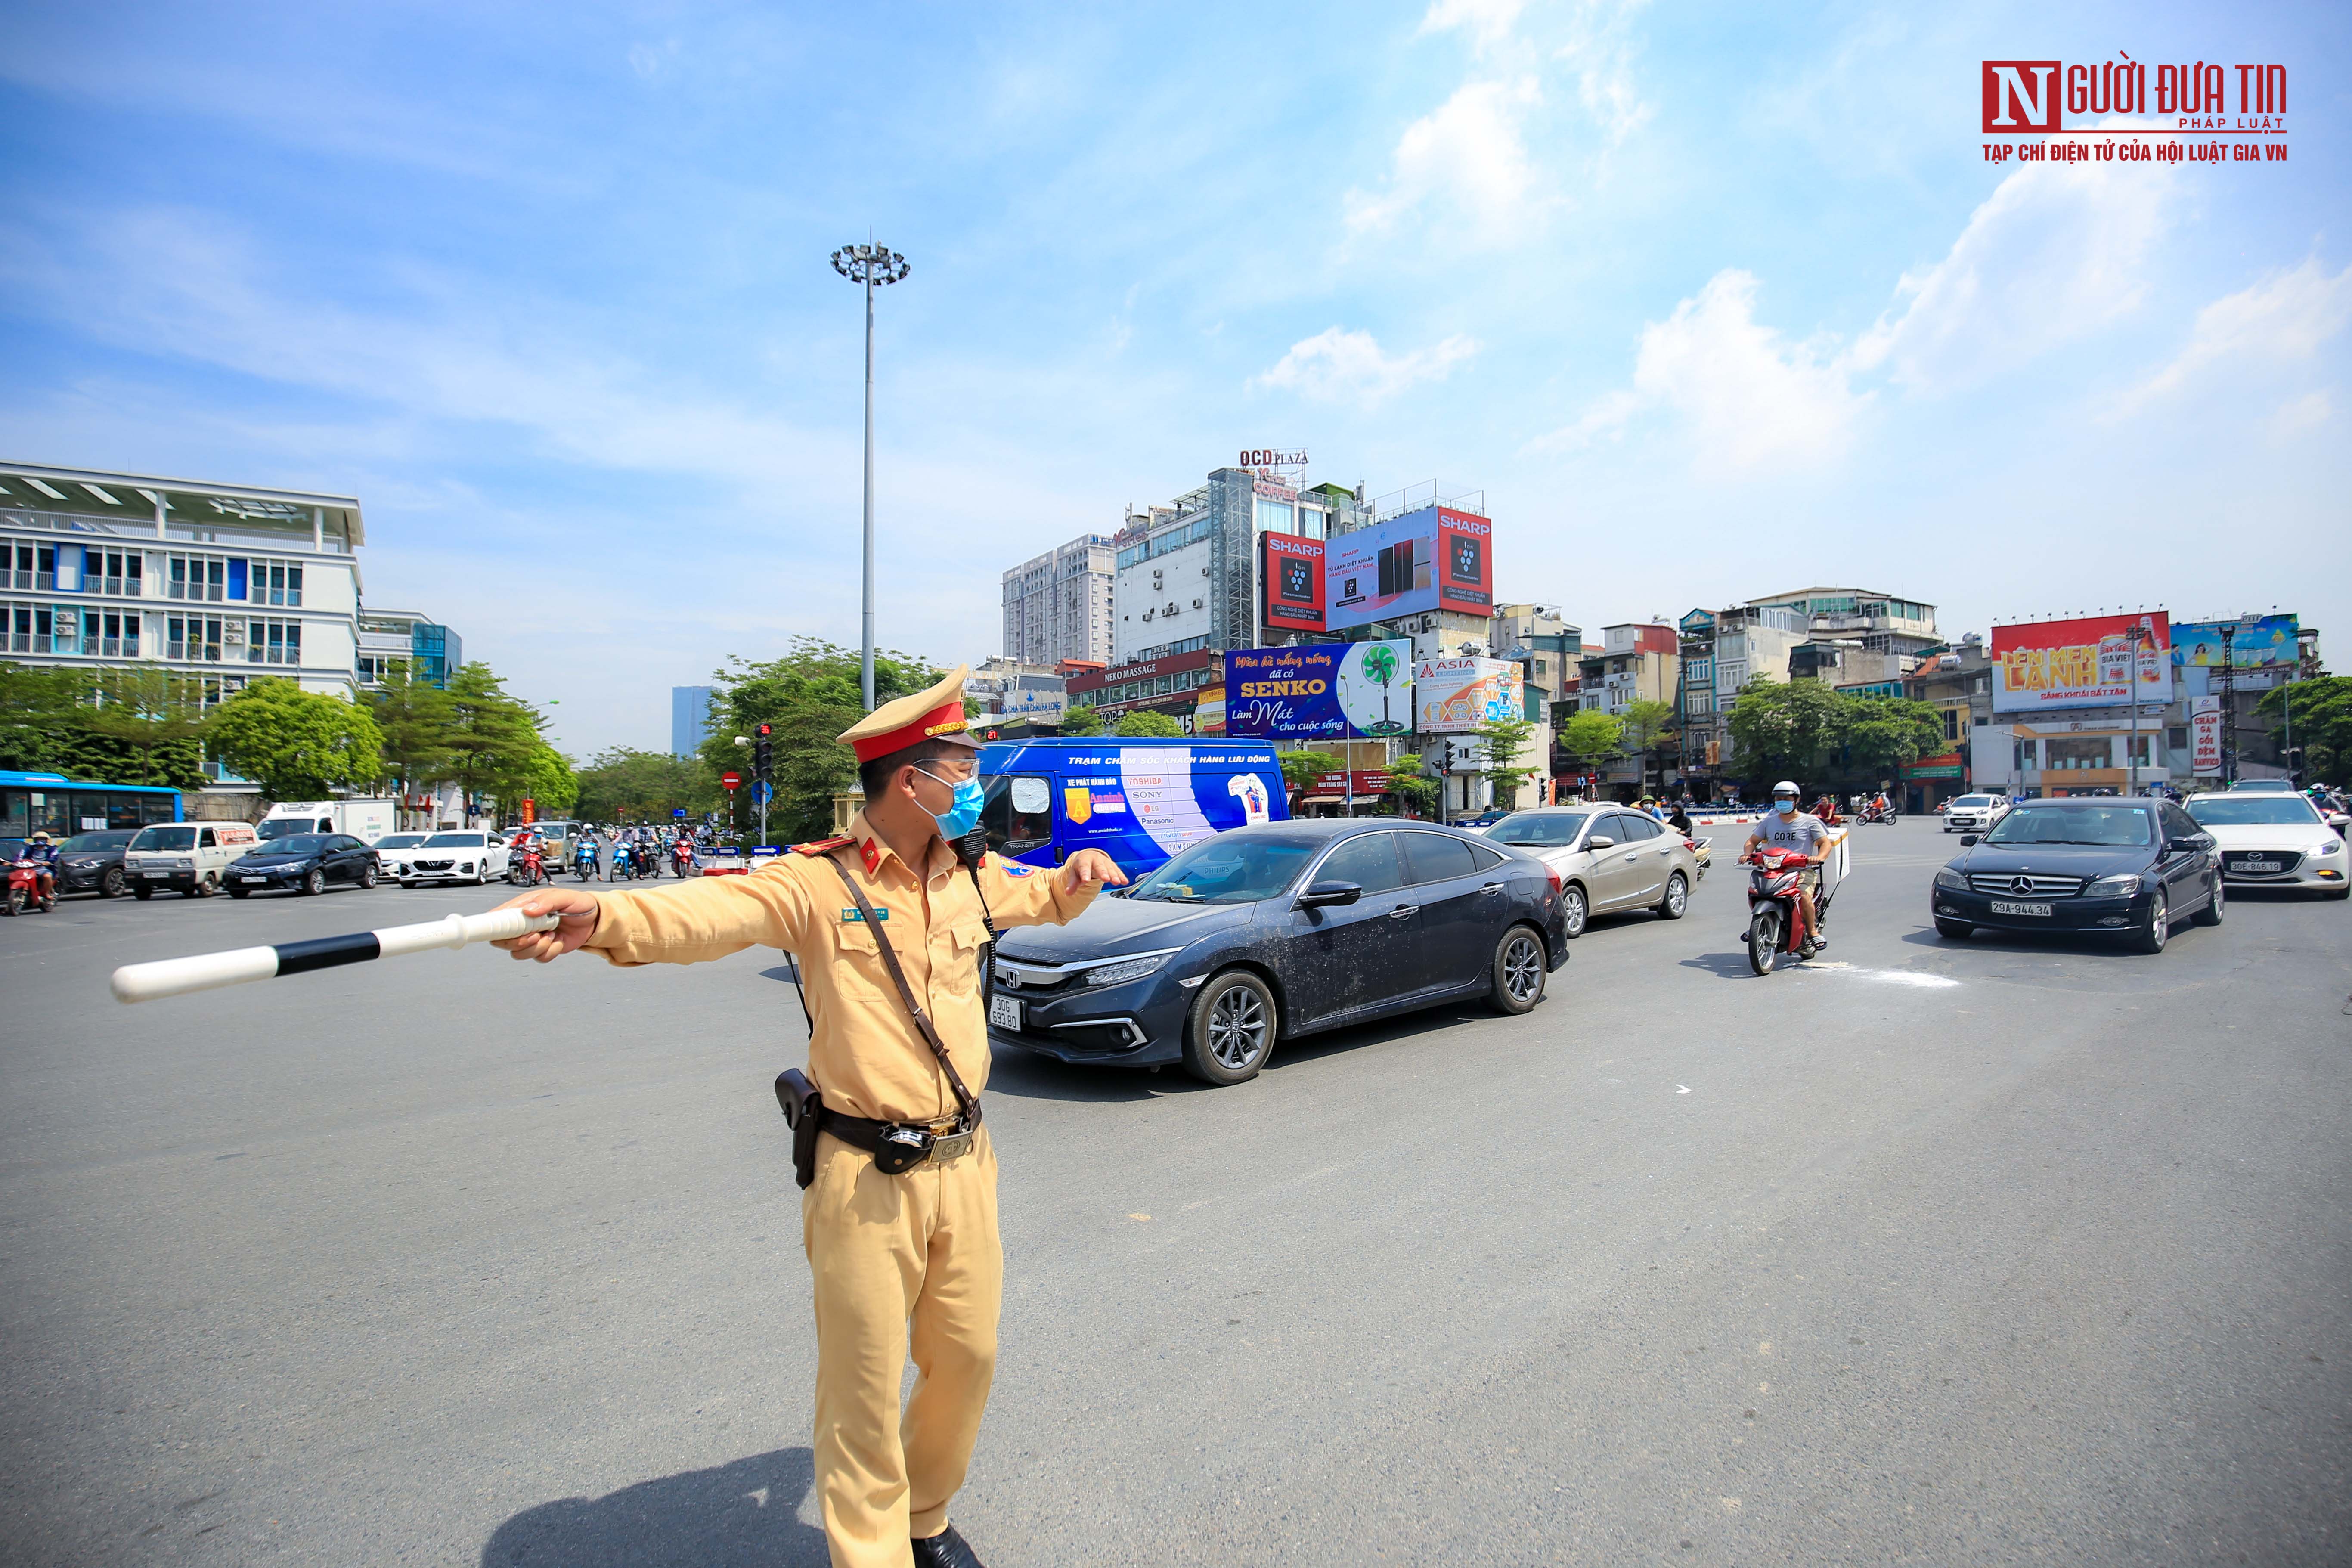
[2218, 619, 2240, 785]
[831, 242, 911, 712]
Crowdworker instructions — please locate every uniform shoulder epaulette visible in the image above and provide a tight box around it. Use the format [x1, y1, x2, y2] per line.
[793, 836, 853, 857]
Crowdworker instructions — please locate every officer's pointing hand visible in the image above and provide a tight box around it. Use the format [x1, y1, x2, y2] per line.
[1058, 848, 1128, 896]
[490, 887, 602, 962]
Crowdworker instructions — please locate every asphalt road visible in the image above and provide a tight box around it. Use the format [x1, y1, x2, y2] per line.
[3, 820, 2348, 1566]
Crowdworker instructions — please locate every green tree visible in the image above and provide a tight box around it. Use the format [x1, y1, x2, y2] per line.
[2259, 674, 2352, 786]
[1114, 710, 1184, 737]
[1475, 715, 1541, 809]
[1724, 676, 1846, 784]
[1619, 698, 1676, 790]
[573, 747, 712, 824]
[1841, 695, 1946, 781]
[0, 663, 91, 774]
[1277, 749, 1348, 797]
[1558, 710, 1624, 765]
[206, 679, 385, 802]
[1386, 752, 1440, 818]
[439, 663, 547, 810]
[1057, 703, 1103, 736]
[366, 663, 455, 799]
[507, 744, 581, 819]
[700, 638, 942, 843]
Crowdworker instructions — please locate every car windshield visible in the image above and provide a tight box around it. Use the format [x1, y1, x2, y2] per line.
[263, 834, 335, 854]
[1984, 805, 2154, 847]
[1952, 796, 1993, 807]
[1487, 812, 1592, 847]
[2186, 797, 2321, 827]
[130, 826, 197, 852]
[62, 831, 136, 852]
[2227, 780, 2294, 791]
[422, 833, 484, 848]
[376, 834, 428, 849]
[1126, 834, 1321, 904]
[256, 818, 332, 840]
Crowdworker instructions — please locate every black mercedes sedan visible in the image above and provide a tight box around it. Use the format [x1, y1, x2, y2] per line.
[225, 833, 381, 898]
[54, 829, 140, 898]
[1930, 796, 2222, 954]
[986, 820, 1569, 1085]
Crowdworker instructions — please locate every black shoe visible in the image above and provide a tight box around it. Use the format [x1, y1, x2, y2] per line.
[912, 1524, 986, 1568]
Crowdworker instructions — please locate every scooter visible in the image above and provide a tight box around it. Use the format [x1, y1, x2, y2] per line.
[1741, 845, 1830, 975]
[509, 840, 546, 888]
[573, 842, 598, 881]
[610, 842, 638, 883]
[1858, 801, 1898, 825]
[4, 857, 59, 915]
[672, 839, 698, 877]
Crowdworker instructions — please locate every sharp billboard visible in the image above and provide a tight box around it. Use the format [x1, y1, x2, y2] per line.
[1991, 612, 2171, 713]
[1259, 533, 1325, 634]
[1326, 505, 1493, 632]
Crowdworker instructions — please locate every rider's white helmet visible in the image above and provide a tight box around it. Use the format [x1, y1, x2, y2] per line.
[1771, 780, 1798, 796]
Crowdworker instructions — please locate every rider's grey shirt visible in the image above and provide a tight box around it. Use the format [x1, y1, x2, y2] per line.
[1753, 811, 1829, 855]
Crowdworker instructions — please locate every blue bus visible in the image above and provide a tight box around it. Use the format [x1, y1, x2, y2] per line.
[978, 739, 1287, 876]
[0, 771, 184, 848]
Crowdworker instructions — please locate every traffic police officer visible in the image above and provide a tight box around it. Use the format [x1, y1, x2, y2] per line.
[493, 666, 1126, 1568]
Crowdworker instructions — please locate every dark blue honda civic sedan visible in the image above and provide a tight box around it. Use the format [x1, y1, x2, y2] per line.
[985, 819, 1570, 1086]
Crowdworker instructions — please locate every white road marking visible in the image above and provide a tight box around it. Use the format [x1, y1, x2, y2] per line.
[1676, 1085, 1691, 1094]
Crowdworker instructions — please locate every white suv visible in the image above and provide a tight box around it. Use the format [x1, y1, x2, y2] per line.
[400, 830, 511, 887]
[1943, 794, 2011, 834]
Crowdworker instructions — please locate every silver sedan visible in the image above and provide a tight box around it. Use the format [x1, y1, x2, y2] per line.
[1483, 806, 1701, 938]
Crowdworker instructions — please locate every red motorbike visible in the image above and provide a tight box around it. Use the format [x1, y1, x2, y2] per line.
[508, 837, 547, 888]
[672, 838, 697, 877]
[5, 857, 59, 916]
[1741, 845, 1828, 974]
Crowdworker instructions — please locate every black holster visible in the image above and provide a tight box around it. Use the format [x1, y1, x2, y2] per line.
[775, 1068, 822, 1190]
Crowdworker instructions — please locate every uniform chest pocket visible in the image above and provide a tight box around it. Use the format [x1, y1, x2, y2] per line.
[934, 920, 990, 1000]
[828, 920, 891, 1002]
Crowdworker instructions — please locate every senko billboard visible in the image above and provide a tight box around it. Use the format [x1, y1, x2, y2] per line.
[1326, 505, 1494, 632]
[1259, 533, 1324, 633]
[1223, 640, 1414, 741]
[1990, 612, 2171, 713]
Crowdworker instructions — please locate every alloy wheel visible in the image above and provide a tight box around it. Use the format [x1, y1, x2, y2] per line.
[1561, 885, 1587, 938]
[1207, 986, 1269, 1071]
[1503, 933, 1543, 1003]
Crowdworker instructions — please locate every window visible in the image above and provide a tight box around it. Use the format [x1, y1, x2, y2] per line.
[77, 548, 140, 597]
[2122, 734, 2151, 766]
[1314, 832, 1406, 894]
[2044, 736, 2110, 771]
[246, 618, 303, 665]
[1254, 498, 1295, 533]
[981, 775, 1054, 855]
[1943, 709, 1960, 740]
[1401, 831, 1479, 885]
[3, 601, 82, 654]
[2166, 725, 2189, 750]
[168, 553, 228, 602]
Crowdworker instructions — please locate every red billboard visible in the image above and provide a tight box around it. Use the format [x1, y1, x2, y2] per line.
[1261, 533, 1325, 633]
[1436, 507, 1492, 615]
[1991, 612, 2171, 713]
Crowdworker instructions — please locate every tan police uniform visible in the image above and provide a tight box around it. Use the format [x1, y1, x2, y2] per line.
[579, 668, 1100, 1568]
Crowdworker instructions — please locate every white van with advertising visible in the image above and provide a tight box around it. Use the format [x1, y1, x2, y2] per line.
[258, 799, 396, 845]
[123, 821, 261, 899]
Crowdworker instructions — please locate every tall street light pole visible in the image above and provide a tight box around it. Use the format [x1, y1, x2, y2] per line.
[831, 242, 911, 712]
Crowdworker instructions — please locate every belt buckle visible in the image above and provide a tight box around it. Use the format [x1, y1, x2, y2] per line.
[930, 1129, 973, 1164]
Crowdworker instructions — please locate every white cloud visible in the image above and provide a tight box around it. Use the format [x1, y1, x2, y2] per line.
[1418, 0, 1526, 50]
[1554, 0, 1652, 144]
[1345, 77, 1543, 243]
[1533, 270, 1864, 474]
[2123, 257, 2352, 410]
[1851, 145, 2176, 393]
[1253, 326, 1480, 407]
[2268, 389, 2333, 440]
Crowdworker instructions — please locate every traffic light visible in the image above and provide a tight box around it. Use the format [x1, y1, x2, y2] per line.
[754, 722, 773, 783]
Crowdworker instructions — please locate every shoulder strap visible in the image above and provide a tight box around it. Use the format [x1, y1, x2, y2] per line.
[823, 852, 980, 1125]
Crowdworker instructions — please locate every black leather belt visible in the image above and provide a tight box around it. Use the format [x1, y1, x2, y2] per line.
[818, 1107, 979, 1167]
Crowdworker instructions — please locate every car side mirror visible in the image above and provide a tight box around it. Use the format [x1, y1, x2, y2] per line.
[1584, 836, 1615, 850]
[1959, 834, 1979, 846]
[2167, 835, 2205, 852]
[1297, 879, 1363, 908]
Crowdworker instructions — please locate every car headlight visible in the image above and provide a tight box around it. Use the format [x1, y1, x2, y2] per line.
[1082, 952, 1175, 987]
[175, 857, 194, 869]
[2315, 840, 2342, 855]
[2085, 873, 2143, 898]
[1933, 867, 1967, 890]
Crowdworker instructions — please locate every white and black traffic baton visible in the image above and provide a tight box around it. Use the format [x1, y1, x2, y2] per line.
[109, 908, 565, 1004]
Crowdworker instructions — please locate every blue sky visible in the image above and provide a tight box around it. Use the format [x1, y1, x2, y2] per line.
[3, 0, 2345, 756]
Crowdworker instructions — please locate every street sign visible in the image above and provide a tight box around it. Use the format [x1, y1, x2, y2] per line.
[672, 808, 687, 818]
[721, 771, 741, 790]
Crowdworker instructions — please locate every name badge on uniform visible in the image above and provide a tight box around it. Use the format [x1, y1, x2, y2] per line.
[841, 906, 889, 923]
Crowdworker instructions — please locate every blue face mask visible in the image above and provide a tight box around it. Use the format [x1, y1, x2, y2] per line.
[918, 768, 984, 840]
[1774, 797, 1798, 816]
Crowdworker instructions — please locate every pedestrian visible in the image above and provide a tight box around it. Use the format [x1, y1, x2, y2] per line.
[491, 666, 1125, 1568]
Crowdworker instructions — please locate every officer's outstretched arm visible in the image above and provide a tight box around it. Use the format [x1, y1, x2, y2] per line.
[498, 861, 818, 967]
[981, 847, 1125, 928]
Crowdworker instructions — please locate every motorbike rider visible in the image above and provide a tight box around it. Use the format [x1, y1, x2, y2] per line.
[20, 830, 60, 899]
[1743, 782, 1831, 949]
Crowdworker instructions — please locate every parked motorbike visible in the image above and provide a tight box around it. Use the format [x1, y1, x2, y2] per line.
[1741, 845, 1830, 975]
[4, 858, 60, 916]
